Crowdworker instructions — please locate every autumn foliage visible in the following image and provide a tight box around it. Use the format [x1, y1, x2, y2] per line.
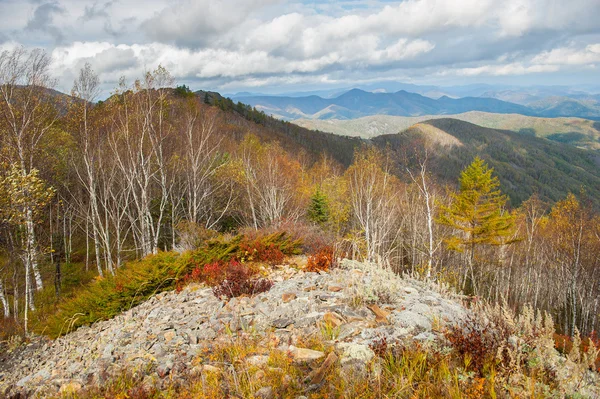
[305, 245, 335, 272]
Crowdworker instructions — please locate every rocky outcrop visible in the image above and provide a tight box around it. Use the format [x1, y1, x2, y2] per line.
[0, 259, 468, 397]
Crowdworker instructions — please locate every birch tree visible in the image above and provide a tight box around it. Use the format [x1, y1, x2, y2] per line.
[346, 147, 401, 266]
[0, 164, 54, 333]
[71, 63, 107, 275]
[0, 47, 57, 291]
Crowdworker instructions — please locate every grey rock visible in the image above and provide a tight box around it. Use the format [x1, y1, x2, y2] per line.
[337, 343, 374, 365]
[255, 386, 275, 399]
[102, 343, 115, 360]
[391, 310, 432, 331]
[271, 317, 294, 329]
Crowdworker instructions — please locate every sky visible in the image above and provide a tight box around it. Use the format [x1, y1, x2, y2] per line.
[1, 0, 600, 96]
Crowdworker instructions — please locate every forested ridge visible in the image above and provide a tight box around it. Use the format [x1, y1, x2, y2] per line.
[1, 47, 600, 360]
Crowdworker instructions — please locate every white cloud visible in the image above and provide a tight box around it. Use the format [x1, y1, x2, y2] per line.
[532, 44, 600, 66]
[49, 36, 435, 88]
[448, 62, 560, 77]
[2, 0, 599, 91]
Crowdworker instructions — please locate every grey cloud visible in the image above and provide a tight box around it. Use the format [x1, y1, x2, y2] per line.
[79, 1, 128, 38]
[89, 47, 138, 73]
[7, 0, 599, 93]
[81, 1, 114, 20]
[25, 1, 66, 44]
[141, 0, 280, 48]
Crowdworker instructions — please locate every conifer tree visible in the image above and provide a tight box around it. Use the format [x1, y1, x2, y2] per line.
[438, 157, 515, 293]
[307, 187, 330, 225]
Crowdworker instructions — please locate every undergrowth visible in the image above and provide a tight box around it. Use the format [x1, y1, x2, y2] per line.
[54, 323, 595, 399]
[40, 232, 300, 338]
[305, 245, 335, 272]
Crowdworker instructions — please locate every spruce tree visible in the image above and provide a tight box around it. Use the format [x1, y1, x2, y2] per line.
[307, 187, 330, 225]
[438, 157, 515, 293]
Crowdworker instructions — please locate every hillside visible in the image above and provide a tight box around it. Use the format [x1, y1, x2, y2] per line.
[233, 89, 535, 120]
[192, 95, 600, 208]
[3, 259, 598, 398]
[372, 118, 600, 206]
[294, 112, 600, 149]
[529, 96, 600, 118]
[196, 89, 362, 167]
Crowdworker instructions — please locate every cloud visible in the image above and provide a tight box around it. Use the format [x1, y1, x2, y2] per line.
[1, 0, 598, 92]
[25, 1, 66, 44]
[448, 63, 560, 77]
[532, 44, 600, 66]
[142, 0, 280, 48]
[49, 36, 434, 86]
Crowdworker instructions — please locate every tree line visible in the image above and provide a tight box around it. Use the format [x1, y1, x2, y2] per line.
[0, 48, 599, 339]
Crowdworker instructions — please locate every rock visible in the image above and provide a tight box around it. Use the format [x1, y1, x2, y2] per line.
[164, 330, 176, 342]
[282, 293, 297, 303]
[368, 304, 390, 324]
[321, 312, 343, 330]
[338, 343, 374, 365]
[255, 386, 275, 399]
[16, 375, 32, 387]
[290, 347, 325, 363]
[307, 352, 338, 385]
[157, 359, 173, 378]
[338, 324, 359, 341]
[271, 318, 294, 329]
[0, 261, 482, 398]
[196, 327, 218, 341]
[317, 294, 335, 302]
[404, 286, 418, 295]
[247, 355, 269, 367]
[392, 310, 432, 331]
[33, 369, 51, 381]
[102, 343, 115, 359]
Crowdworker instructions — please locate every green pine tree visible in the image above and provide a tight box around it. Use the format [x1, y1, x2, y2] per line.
[307, 187, 330, 225]
[438, 157, 515, 293]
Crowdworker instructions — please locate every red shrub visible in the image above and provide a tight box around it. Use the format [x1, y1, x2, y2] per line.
[212, 261, 273, 299]
[444, 315, 500, 373]
[203, 260, 228, 286]
[175, 265, 205, 292]
[306, 245, 335, 272]
[239, 241, 284, 265]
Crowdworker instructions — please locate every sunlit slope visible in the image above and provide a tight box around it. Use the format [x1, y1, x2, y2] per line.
[295, 112, 600, 150]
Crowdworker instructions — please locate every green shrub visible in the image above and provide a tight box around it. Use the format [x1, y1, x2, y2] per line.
[40, 232, 302, 338]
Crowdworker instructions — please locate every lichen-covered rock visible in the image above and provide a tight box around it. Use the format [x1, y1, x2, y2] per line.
[0, 261, 472, 397]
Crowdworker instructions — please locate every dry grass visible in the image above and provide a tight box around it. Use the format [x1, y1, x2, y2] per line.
[53, 296, 600, 399]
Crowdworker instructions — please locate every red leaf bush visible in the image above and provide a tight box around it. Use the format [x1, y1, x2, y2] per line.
[176, 258, 273, 299]
[306, 245, 335, 272]
[212, 260, 273, 299]
[239, 240, 284, 265]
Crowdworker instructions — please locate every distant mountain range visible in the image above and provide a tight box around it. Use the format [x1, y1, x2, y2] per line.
[232, 88, 600, 120]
